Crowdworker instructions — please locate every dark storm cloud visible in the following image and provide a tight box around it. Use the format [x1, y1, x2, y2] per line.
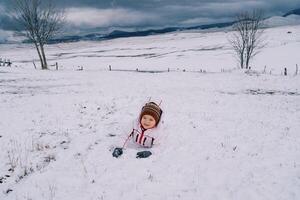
[0, 0, 300, 30]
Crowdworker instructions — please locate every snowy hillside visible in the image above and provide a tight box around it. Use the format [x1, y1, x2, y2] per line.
[264, 15, 300, 27]
[0, 24, 299, 200]
[0, 30, 25, 44]
[1, 13, 300, 44]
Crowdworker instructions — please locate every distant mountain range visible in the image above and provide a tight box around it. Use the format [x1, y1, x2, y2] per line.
[48, 22, 234, 44]
[283, 8, 300, 17]
[21, 7, 300, 44]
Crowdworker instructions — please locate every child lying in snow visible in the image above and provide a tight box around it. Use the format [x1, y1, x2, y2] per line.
[113, 102, 163, 158]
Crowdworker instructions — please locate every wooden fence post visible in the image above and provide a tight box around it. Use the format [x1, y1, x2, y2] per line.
[33, 61, 37, 69]
[284, 68, 287, 76]
[7, 59, 11, 67]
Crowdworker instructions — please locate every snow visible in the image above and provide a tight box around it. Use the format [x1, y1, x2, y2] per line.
[0, 24, 300, 200]
[264, 15, 300, 27]
[0, 29, 25, 44]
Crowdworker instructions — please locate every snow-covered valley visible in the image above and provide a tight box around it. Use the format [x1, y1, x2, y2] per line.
[0, 25, 299, 200]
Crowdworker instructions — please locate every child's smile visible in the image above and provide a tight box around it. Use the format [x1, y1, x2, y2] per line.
[141, 114, 156, 129]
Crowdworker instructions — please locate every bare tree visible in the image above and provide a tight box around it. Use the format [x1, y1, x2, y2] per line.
[12, 0, 64, 70]
[229, 10, 265, 69]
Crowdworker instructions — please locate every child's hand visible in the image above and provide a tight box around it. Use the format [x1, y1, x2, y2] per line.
[112, 147, 123, 158]
[136, 151, 152, 158]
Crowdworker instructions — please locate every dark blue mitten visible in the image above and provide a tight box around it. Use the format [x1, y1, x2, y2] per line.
[136, 151, 152, 158]
[112, 147, 123, 158]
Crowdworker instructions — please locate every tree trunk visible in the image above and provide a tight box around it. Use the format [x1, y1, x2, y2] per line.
[246, 58, 249, 69]
[34, 42, 45, 69]
[240, 55, 244, 69]
[40, 44, 48, 70]
[246, 50, 251, 69]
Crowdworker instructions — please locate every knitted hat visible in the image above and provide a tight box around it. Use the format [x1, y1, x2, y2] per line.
[139, 102, 163, 126]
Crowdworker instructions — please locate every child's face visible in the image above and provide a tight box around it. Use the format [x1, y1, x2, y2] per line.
[141, 114, 156, 129]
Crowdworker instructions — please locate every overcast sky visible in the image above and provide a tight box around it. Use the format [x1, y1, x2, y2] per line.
[1, 0, 300, 31]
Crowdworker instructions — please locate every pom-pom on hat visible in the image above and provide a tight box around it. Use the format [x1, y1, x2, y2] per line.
[139, 102, 163, 126]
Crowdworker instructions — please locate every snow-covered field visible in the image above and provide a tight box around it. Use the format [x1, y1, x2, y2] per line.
[0, 25, 300, 200]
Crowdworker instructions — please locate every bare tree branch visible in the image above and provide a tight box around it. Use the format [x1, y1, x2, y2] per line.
[12, 0, 65, 70]
[229, 10, 266, 69]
